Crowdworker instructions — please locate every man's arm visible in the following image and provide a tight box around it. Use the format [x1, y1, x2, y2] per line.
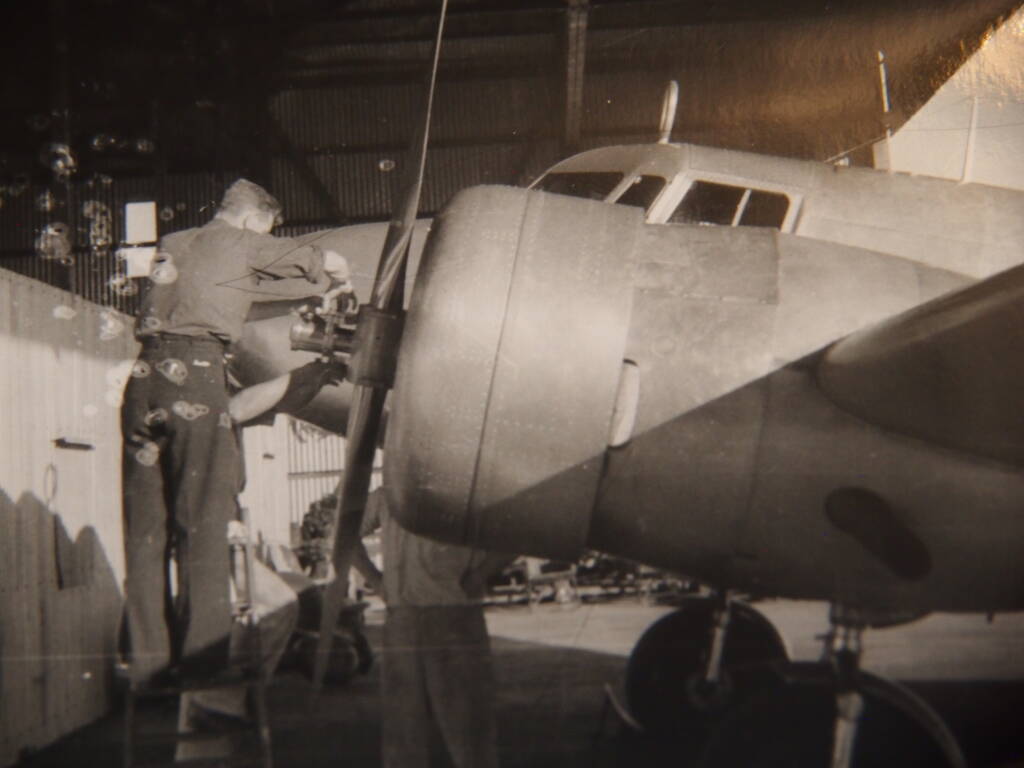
[229, 360, 345, 426]
[245, 231, 327, 281]
[246, 231, 353, 300]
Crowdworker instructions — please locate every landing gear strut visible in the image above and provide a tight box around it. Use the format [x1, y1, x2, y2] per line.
[697, 605, 967, 768]
[821, 609, 867, 768]
[684, 592, 738, 711]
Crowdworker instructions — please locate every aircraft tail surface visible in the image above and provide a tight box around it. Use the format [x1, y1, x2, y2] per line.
[876, 7, 1024, 190]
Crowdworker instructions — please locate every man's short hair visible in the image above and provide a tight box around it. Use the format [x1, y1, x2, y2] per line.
[219, 179, 283, 223]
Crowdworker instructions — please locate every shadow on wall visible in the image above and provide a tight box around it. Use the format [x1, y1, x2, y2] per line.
[0, 488, 122, 767]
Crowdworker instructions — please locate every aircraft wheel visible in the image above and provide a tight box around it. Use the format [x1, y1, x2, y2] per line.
[625, 597, 787, 736]
[295, 629, 361, 686]
[697, 662, 964, 768]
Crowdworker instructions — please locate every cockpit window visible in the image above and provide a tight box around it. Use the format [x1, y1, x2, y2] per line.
[669, 180, 789, 229]
[613, 175, 667, 211]
[671, 181, 745, 225]
[533, 171, 624, 201]
[739, 190, 790, 228]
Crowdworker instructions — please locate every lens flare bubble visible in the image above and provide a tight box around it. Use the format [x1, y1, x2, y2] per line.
[171, 400, 209, 421]
[144, 408, 169, 427]
[90, 134, 116, 152]
[108, 274, 137, 296]
[35, 222, 72, 262]
[157, 359, 188, 386]
[99, 311, 125, 341]
[35, 190, 55, 212]
[135, 441, 160, 466]
[150, 262, 178, 285]
[46, 143, 78, 178]
[172, 400, 189, 418]
[82, 200, 109, 219]
[105, 359, 135, 389]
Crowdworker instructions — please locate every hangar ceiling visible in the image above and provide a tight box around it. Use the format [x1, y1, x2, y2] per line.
[0, 0, 1018, 300]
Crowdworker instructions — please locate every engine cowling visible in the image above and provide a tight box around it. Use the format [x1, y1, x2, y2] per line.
[384, 185, 640, 560]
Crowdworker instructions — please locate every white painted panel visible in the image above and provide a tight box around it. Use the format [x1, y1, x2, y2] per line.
[881, 9, 1024, 190]
[124, 201, 157, 244]
[0, 268, 137, 767]
[117, 245, 157, 278]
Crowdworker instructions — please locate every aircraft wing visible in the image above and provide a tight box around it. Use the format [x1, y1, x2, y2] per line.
[819, 261, 1024, 467]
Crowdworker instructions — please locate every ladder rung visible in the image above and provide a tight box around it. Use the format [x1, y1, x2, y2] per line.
[131, 724, 257, 745]
[132, 754, 266, 768]
[130, 676, 265, 697]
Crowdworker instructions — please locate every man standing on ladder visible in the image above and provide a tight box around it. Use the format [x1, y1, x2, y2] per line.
[120, 178, 352, 687]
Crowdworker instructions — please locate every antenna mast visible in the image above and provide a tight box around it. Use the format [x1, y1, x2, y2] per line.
[877, 50, 893, 171]
[658, 81, 679, 144]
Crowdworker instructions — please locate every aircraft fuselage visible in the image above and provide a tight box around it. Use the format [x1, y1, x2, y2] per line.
[232, 143, 1024, 615]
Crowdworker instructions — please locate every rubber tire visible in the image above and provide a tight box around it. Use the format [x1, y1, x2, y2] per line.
[697, 663, 958, 768]
[625, 598, 788, 736]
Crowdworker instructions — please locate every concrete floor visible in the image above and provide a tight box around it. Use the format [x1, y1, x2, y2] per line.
[16, 595, 1024, 767]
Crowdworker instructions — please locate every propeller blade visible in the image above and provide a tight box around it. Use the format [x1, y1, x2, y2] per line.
[309, 0, 449, 699]
[309, 385, 388, 694]
[372, 0, 449, 309]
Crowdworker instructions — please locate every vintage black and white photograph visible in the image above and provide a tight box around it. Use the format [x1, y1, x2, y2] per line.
[1, 1, 1023, 766]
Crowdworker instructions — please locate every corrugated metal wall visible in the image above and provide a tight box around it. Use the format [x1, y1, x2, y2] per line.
[0, 268, 318, 765]
[0, 268, 137, 767]
[267, 36, 564, 222]
[286, 420, 346, 532]
[0, 171, 240, 313]
[239, 418, 295, 547]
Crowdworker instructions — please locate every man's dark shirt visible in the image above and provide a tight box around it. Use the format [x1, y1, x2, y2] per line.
[136, 218, 330, 344]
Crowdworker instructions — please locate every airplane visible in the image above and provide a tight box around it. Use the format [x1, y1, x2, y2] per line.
[217, 9, 1024, 767]
[236, 78, 1024, 434]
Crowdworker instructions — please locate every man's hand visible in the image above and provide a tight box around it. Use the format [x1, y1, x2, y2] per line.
[322, 249, 356, 314]
[282, 360, 346, 409]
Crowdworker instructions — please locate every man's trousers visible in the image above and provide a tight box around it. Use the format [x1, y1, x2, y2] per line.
[381, 605, 499, 768]
[121, 335, 242, 685]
